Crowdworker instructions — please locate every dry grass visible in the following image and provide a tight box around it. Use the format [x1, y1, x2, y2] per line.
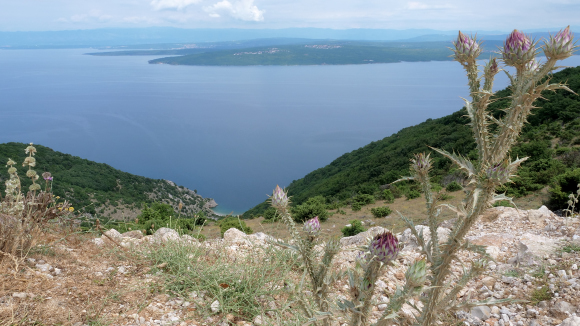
[199, 189, 548, 241]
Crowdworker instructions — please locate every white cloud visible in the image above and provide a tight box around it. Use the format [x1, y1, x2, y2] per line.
[407, 2, 453, 10]
[150, 0, 203, 11]
[204, 0, 264, 21]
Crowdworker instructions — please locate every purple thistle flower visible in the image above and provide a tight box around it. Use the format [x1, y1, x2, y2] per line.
[544, 26, 575, 59]
[368, 231, 399, 264]
[303, 216, 321, 236]
[453, 31, 480, 62]
[271, 185, 289, 209]
[525, 59, 540, 73]
[487, 58, 499, 75]
[502, 29, 536, 67]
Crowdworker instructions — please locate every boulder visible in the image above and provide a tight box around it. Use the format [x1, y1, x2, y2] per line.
[153, 227, 180, 242]
[340, 226, 389, 247]
[247, 232, 273, 243]
[517, 233, 563, 264]
[480, 206, 523, 222]
[122, 230, 143, 239]
[400, 226, 451, 250]
[102, 229, 122, 240]
[527, 206, 555, 226]
[561, 316, 580, 326]
[550, 300, 575, 320]
[223, 228, 248, 244]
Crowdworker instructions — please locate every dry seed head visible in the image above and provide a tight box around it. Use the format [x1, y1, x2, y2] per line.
[25, 143, 37, 156]
[23, 156, 36, 167]
[29, 183, 41, 191]
[26, 169, 37, 178]
[6, 158, 16, 166]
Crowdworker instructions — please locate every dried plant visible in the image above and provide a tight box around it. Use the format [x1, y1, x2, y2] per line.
[0, 143, 73, 264]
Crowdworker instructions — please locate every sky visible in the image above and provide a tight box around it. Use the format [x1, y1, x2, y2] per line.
[0, 0, 579, 32]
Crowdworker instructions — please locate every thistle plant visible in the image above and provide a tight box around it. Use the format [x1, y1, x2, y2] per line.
[375, 27, 577, 326]
[270, 185, 341, 326]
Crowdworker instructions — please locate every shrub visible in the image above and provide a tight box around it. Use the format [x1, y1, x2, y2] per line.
[142, 219, 165, 235]
[351, 201, 362, 211]
[382, 189, 395, 203]
[353, 193, 375, 205]
[263, 207, 279, 221]
[341, 220, 366, 237]
[219, 216, 253, 236]
[371, 206, 392, 218]
[493, 200, 514, 208]
[291, 196, 329, 222]
[406, 190, 421, 200]
[445, 181, 463, 192]
[390, 186, 403, 198]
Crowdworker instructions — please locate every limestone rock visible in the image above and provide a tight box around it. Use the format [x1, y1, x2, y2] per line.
[400, 226, 450, 250]
[561, 316, 580, 326]
[153, 227, 180, 242]
[339, 226, 388, 247]
[103, 229, 122, 240]
[122, 230, 143, 239]
[550, 300, 575, 319]
[223, 228, 248, 244]
[517, 233, 563, 263]
[471, 306, 491, 320]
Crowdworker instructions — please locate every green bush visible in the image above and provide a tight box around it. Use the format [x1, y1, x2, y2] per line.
[351, 202, 362, 211]
[291, 196, 329, 223]
[173, 218, 197, 231]
[142, 219, 166, 235]
[341, 220, 366, 237]
[219, 217, 253, 236]
[406, 190, 421, 200]
[382, 189, 395, 203]
[390, 186, 403, 199]
[263, 207, 279, 221]
[493, 200, 514, 208]
[371, 206, 392, 218]
[445, 181, 463, 192]
[353, 194, 375, 205]
[547, 168, 580, 210]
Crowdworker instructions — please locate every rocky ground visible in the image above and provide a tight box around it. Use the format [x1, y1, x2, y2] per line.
[1, 205, 579, 326]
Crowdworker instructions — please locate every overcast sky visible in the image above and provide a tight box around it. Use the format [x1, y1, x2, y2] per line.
[0, 0, 579, 32]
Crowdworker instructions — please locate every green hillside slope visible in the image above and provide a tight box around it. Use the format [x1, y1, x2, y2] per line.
[243, 65, 580, 218]
[0, 143, 218, 219]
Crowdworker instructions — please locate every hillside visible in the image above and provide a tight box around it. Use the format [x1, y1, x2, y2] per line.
[243, 65, 580, 218]
[0, 143, 218, 219]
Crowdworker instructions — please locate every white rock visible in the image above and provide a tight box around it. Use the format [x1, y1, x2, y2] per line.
[103, 229, 122, 240]
[223, 228, 248, 244]
[53, 268, 62, 275]
[210, 300, 220, 313]
[486, 246, 501, 259]
[12, 292, 27, 299]
[340, 227, 389, 247]
[92, 238, 105, 246]
[377, 304, 388, 311]
[35, 263, 52, 272]
[154, 227, 180, 242]
[400, 226, 451, 250]
[560, 316, 580, 326]
[572, 264, 578, 271]
[517, 233, 563, 264]
[471, 306, 491, 320]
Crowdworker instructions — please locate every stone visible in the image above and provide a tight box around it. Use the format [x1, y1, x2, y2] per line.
[528, 207, 551, 226]
[482, 276, 496, 288]
[154, 227, 180, 242]
[210, 300, 220, 313]
[471, 306, 492, 320]
[12, 292, 27, 299]
[399, 226, 451, 249]
[35, 263, 52, 272]
[103, 229, 122, 240]
[340, 226, 389, 247]
[91, 238, 105, 246]
[550, 301, 574, 319]
[468, 233, 515, 247]
[122, 230, 143, 239]
[248, 232, 273, 242]
[223, 228, 248, 244]
[517, 233, 563, 264]
[486, 246, 501, 259]
[561, 316, 580, 326]
[377, 304, 388, 311]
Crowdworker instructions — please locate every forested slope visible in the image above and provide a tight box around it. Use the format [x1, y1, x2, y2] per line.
[244, 65, 580, 217]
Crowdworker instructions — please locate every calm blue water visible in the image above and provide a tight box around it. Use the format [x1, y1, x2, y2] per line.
[1, 49, 579, 214]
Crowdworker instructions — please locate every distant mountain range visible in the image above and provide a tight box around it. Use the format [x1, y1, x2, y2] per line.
[1, 27, 575, 48]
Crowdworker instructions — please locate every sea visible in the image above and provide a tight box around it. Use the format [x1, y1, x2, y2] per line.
[1, 49, 579, 214]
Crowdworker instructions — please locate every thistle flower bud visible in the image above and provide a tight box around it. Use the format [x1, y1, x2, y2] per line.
[23, 156, 36, 167]
[271, 185, 289, 209]
[303, 216, 321, 236]
[502, 29, 536, 67]
[453, 31, 481, 62]
[544, 26, 575, 60]
[405, 259, 427, 288]
[25, 143, 37, 155]
[368, 231, 399, 264]
[411, 153, 431, 175]
[525, 59, 540, 73]
[485, 58, 499, 76]
[486, 162, 510, 184]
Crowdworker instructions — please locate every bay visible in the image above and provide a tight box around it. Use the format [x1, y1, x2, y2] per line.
[1, 49, 578, 214]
